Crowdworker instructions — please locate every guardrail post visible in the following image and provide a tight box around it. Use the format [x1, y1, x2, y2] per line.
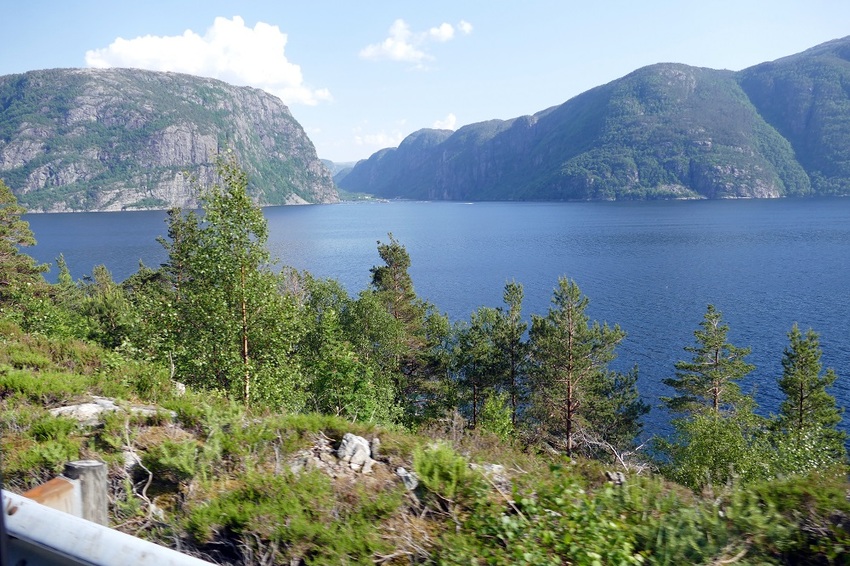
[63, 460, 108, 525]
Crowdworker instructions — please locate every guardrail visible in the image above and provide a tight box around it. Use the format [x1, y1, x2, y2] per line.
[2, 460, 213, 565]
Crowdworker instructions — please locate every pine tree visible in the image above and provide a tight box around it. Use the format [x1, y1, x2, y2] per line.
[0, 179, 47, 307]
[494, 281, 529, 427]
[528, 277, 642, 457]
[657, 305, 765, 489]
[453, 306, 501, 428]
[366, 234, 450, 423]
[662, 304, 754, 416]
[773, 324, 846, 470]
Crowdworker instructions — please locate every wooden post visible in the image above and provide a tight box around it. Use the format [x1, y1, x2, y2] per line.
[63, 460, 108, 526]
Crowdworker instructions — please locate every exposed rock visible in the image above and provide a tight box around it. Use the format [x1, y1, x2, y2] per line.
[336, 433, 375, 474]
[171, 381, 186, 396]
[605, 470, 626, 486]
[339, 38, 850, 200]
[470, 463, 511, 493]
[0, 68, 339, 212]
[370, 437, 381, 460]
[49, 396, 176, 426]
[396, 467, 419, 491]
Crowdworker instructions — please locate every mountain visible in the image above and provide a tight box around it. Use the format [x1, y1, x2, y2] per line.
[321, 159, 356, 177]
[0, 68, 338, 212]
[339, 37, 850, 201]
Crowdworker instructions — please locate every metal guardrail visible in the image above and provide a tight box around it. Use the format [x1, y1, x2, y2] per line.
[1, 460, 214, 566]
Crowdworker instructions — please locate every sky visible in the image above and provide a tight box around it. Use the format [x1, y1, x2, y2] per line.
[3, 1, 850, 163]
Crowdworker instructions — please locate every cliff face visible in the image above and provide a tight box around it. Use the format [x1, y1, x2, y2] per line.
[338, 37, 850, 201]
[0, 68, 338, 212]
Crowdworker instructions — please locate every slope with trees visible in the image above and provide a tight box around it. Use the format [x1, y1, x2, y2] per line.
[2, 159, 849, 564]
[339, 36, 850, 201]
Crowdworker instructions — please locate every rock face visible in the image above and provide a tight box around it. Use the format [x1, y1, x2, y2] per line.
[338, 36, 850, 201]
[0, 68, 338, 212]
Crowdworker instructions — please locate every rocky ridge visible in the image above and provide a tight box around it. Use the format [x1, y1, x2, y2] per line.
[0, 68, 338, 212]
[338, 36, 850, 201]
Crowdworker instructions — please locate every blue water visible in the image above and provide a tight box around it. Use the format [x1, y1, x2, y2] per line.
[24, 199, 850, 433]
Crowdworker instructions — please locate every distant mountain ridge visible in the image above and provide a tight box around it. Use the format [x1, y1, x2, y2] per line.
[338, 36, 850, 200]
[0, 68, 338, 212]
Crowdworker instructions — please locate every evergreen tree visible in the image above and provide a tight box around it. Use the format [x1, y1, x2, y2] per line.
[662, 304, 754, 416]
[657, 305, 766, 489]
[584, 367, 649, 458]
[528, 277, 642, 457]
[0, 179, 47, 307]
[300, 276, 399, 424]
[370, 233, 421, 325]
[453, 306, 501, 428]
[79, 264, 135, 349]
[366, 234, 451, 423]
[451, 281, 529, 434]
[494, 281, 529, 427]
[772, 324, 846, 471]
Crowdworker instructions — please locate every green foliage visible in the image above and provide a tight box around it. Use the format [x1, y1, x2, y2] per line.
[452, 306, 502, 428]
[478, 392, 514, 441]
[528, 277, 646, 457]
[0, 179, 48, 308]
[185, 471, 402, 565]
[77, 264, 136, 349]
[414, 442, 481, 503]
[439, 463, 643, 565]
[0, 69, 333, 212]
[772, 324, 847, 471]
[663, 304, 755, 416]
[142, 439, 199, 484]
[29, 414, 78, 441]
[365, 234, 452, 424]
[450, 282, 529, 434]
[157, 154, 306, 409]
[655, 409, 772, 490]
[299, 276, 400, 424]
[657, 306, 769, 490]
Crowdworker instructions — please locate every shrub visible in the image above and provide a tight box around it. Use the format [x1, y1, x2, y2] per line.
[185, 471, 400, 564]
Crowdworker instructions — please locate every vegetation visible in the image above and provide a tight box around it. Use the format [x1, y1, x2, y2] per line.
[339, 38, 850, 202]
[0, 68, 336, 212]
[1, 159, 848, 564]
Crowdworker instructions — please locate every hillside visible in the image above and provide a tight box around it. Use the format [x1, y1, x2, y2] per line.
[0, 68, 338, 211]
[338, 37, 850, 201]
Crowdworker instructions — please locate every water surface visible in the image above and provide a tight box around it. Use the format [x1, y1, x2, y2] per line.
[26, 198, 850, 433]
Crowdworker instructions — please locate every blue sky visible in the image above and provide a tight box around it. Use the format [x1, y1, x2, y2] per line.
[4, 1, 850, 162]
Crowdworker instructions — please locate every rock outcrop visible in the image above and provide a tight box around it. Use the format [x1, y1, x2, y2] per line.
[338, 36, 850, 201]
[0, 68, 338, 212]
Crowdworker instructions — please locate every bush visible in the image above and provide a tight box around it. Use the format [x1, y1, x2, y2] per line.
[185, 471, 401, 564]
[413, 442, 480, 504]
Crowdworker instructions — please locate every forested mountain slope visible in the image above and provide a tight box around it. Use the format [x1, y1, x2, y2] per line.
[338, 36, 850, 201]
[0, 68, 338, 211]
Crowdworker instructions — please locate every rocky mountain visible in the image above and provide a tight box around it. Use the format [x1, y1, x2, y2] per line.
[338, 36, 850, 200]
[0, 68, 338, 212]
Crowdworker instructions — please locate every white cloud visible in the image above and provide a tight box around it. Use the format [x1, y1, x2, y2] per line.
[358, 19, 429, 64]
[428, 23, 455, 42]
[433, 113, 457, 130]
[353, 126, 405, 150]
[359, 19, 472, 64]
[84, 16, 330, 106]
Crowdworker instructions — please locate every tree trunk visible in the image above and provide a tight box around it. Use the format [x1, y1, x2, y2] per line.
[241, 263, 250, 405]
